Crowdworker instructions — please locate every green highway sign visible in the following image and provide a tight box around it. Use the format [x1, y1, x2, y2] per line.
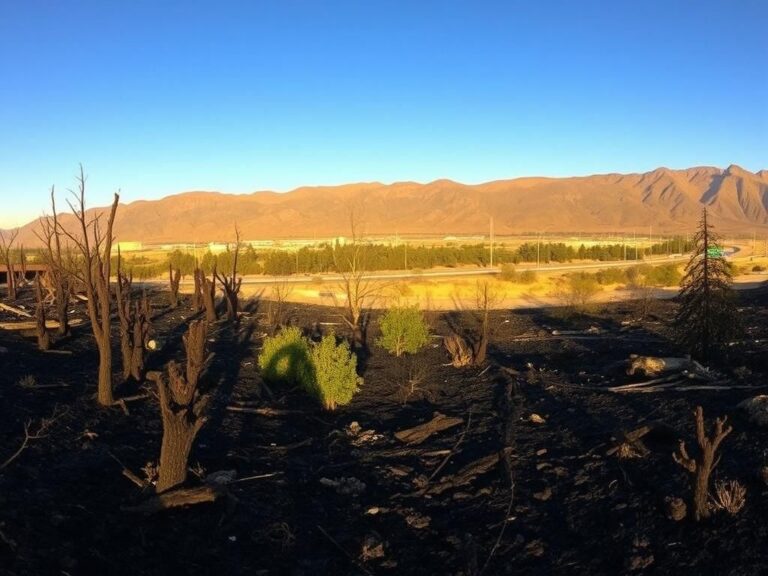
[706, 247, 725, 258]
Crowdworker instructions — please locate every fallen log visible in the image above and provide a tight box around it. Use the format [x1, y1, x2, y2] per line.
[427, 452, 500, 495]
[606, 422, 677, 457]
[122, 485, 224, 513]
[395, 412, 464, 446]
[0, 303, 32, 317]
[226, 405, 305, 417]
[609, 381, 755, 393]
[0, 318, 83, 331]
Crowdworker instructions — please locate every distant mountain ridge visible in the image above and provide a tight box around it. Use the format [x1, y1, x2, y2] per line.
[11, 165, 768, 245]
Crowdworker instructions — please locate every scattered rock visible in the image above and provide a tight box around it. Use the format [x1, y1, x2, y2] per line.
[346, 421, 362, 436]
[536, 448, 548, 456]
[738, 396, 768, 427]
[528, 413, 546, 425]
[360, 532, 387, 561]
[525, 539, 545, 557]
[535, 462, 550, 471]
[550, 466, 569, 478]
[345, 421, 386, 446]
[319, 476, 366, 495]
[387, 465, 413, 478]
[626, 554, 654, 571]
[759, 466, 768, 486]
[205, 470, 237, 486]
[405, 512, 431, 529]
[533, 487, 552, 501]
[664, 496, 687, 521]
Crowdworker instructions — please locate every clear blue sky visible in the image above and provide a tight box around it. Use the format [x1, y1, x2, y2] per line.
[1, 0, 766, 227]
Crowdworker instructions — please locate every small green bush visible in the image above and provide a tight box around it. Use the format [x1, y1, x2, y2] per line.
[499, 263, 518, 281]
[311, 334, 360, 410]
[561, 273, 601, 309]
[594, 267, 627, 285]
[257, 326, 314, 388]
[499, 264, 538, 284]
[377, 306, 430, 357]
[258, 327, 360, 410]
[518, 269, 538, 284]
[752, 265, 766, 273]
[646, 263, 682, 287]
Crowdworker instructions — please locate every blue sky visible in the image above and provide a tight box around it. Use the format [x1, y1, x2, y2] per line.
[1, 0, 766, 227]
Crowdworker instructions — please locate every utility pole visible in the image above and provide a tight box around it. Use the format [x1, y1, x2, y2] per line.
[489, 217, 494, 268]
[537, 232, 541, 269]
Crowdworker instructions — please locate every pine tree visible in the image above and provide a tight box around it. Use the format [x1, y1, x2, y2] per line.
[674, 209, 741, 362]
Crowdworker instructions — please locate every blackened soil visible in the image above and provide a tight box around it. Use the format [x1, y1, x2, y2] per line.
[1, 284, 768, 575]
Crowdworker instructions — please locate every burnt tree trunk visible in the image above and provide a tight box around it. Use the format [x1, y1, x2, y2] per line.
[116, 267, 152, 382]
[129, 296, 152, 381]
[169, 265, 181, 308]
[192, 268, 203, 312]
[54, 273, 69, 336]
[96, 343, 113, 406]
[673, 406, 733, 521]
[147, 320, 214, 493]
[34, 275, 50, 351]
[472, 311, 490, 365]
[201, 268, 218, 323]
[6, 262, 16, 301]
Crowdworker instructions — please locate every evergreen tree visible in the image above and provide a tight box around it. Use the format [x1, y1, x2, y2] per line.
[673, 209, 741, 362]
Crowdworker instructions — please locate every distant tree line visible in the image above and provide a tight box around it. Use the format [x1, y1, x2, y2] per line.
[27, 237, 693, 280]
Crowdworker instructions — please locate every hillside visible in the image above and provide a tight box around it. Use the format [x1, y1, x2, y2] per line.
[11, 165, 768, 244]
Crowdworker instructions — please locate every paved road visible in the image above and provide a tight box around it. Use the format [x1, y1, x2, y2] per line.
[143, 244, 754, 289]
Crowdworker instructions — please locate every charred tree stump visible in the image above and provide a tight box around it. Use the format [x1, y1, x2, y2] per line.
[34, 274, 50, 351]
[673, 405, 733, 521]
[192, 268, 203, 312]
[147, 320, 214, 493]
[201, 268, 218, 323]
[215, 270, 242, 323]
[169, 265, 181, 309]
[444, 334, 473, 367]
[115, 263, 152, 382]
[214, 228, 242, 323]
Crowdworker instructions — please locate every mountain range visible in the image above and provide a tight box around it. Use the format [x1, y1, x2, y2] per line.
[10, 164, 768, 245]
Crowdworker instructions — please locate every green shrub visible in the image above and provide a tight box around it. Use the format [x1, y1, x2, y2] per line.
[257, 326, 314, 388]
[311, 334, 360, 410]
[499, 264, 538, 284]
[752, 265, 766, 273]
[499, 263, 518, 281]
[518, 269, 538, 284]
[594, 267, 627, 285]
[377, 306, 430, 357]
[646, 263, 682, 286]
[258, 327, 360, 410]
[561, 273, 601, 309]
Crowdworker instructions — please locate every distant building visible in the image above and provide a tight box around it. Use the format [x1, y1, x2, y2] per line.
[207, 242, 229, 254]
[112, 241, 143, 253]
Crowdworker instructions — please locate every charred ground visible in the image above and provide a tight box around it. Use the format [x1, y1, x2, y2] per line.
[1, 285, 768, 576]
